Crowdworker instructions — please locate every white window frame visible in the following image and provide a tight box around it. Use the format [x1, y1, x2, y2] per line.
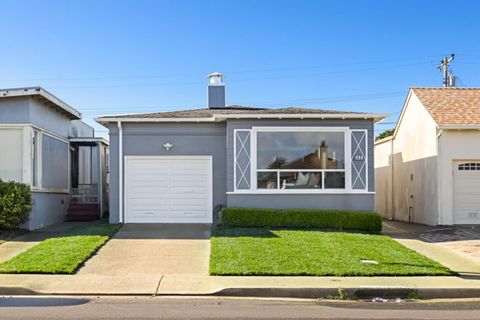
[249, 126, 352, 194]
[31, 128, 42, 189]
[350, 129, 369, 192]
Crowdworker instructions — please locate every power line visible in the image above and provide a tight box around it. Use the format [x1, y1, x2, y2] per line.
[0, 55, 441, 83]
[41, 61, 435, 90]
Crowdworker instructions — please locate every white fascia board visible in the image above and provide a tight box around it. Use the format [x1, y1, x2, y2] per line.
[95, 117, 217, 125]
[95, 113, 388, 125]
[217, 113, 388, 122]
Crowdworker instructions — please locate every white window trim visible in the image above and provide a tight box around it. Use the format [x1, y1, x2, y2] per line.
[250, 126, 352, 194]
[350, 129, 369, 191]
[233, 129, 252, 192]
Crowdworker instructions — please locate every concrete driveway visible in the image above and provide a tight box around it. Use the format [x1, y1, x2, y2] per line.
[78, 224, 211, 276]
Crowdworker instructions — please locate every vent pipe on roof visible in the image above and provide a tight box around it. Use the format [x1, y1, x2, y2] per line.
[207, 72, 225, 109]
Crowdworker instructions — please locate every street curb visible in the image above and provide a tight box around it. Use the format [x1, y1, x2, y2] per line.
[213, 287, 480, 299]
[2, 286, 480, 299]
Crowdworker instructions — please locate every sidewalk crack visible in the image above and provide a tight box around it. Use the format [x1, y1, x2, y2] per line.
[153, 275, 164, 296]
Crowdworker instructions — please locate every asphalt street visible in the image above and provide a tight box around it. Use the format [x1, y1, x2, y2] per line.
[1, 296, 480, 319]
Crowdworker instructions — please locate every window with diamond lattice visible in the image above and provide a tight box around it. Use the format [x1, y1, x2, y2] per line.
[351, 130, 367, 190]
[234, 130, 251, 190]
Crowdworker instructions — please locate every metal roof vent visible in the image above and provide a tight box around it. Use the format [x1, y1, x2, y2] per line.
[207, 72, 225, 109]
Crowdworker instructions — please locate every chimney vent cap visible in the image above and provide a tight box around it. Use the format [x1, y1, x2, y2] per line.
[207, 72, 225, 85]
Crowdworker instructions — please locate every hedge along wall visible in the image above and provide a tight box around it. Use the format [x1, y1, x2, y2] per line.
[220, 208, 382, 232]
[0, 180, 32, 230]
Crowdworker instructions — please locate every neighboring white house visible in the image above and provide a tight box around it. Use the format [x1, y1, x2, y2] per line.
[375, 87, 480, 225]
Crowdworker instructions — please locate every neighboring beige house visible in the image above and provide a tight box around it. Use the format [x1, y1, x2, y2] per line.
[375, 87, 480, 225]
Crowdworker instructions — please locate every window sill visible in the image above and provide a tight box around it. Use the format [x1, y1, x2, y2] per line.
[227, 190, 375, 195]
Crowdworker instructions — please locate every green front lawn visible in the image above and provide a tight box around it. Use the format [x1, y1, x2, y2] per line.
[210, 228, 453, 276]
[0, 223, 120, 274]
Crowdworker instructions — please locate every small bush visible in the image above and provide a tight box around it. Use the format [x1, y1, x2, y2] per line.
[219, 207, 382, 232]
[0, 180, 32, 230]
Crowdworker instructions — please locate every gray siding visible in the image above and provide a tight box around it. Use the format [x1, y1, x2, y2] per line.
[28, 192, 69, 230]
[208, 86, 226, 108]
[70, 120, 95, 137]
[108, 122, 227, 223]
[29, 98, 71, 137]
[0, 97, 30, 123]
[42, 135, 69, 189]
[0, 96, 84, 230]
[226, 119, 375, 193]
[108, 118, 376, 224]
[227, 194, 374, 211]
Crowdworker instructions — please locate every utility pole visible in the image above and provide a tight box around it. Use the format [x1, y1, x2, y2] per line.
[438, 54, 455, 87]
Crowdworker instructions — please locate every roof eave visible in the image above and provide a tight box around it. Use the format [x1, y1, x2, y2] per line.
[0, 87, 82, 119]
[439, 125, 480, 130]
[96, 113, 388, 125]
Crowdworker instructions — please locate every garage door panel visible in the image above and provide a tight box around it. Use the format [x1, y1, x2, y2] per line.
[125, 157, 212, 223]
[171, 210, 208, 219]
[453, 161, 480, 224]
[170, 198, 209, 207]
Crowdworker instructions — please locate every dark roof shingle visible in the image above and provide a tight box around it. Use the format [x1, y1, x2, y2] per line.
[98, 105, 366, 119]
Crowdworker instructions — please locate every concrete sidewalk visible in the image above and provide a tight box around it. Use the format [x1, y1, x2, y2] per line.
[0, 274, 479, 299]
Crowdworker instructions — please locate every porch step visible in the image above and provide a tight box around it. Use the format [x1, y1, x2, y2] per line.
[66, 204, 99, 221]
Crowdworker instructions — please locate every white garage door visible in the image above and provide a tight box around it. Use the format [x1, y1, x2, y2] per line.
[453, 161, 480, 224]
[125, 156, 212, 223]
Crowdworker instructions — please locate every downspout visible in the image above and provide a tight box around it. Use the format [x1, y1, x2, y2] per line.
[390, 138, 395, 220]
[117, 121, 123, 224]
[98, 141, 103, 219]
[436, 128, 443, 225]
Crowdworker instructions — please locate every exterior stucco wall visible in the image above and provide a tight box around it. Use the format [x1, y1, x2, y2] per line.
[375, 92, 439, 225]
[108, 122, 227, 223]
[374, 138, 393, 219]
[438, 130, 480, 225]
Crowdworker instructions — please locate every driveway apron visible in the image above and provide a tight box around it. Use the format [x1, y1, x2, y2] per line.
[78, 224, 211, 276]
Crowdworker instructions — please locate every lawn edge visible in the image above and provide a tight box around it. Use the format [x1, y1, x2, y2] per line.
[0, 223, 122, 275]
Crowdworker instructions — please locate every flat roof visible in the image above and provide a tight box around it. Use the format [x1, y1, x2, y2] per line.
[0, 86, 81, 119]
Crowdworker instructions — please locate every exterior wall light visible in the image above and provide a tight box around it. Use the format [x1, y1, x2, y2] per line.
[163, 142, 173, 151]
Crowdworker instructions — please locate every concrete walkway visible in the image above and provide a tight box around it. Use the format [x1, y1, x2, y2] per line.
[383, 221, 480, 276]
[78, 223, 211, 276]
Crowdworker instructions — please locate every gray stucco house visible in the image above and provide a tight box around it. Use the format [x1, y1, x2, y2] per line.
[97, 73, 385, 224]
[0, 87, 109, 230]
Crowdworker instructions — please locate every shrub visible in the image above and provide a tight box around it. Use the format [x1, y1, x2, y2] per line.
[0, 180, 32, 230]
[219, 207, 382, 232]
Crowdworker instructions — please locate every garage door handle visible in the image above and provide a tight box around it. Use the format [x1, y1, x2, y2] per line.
[144, 212, 155, 215]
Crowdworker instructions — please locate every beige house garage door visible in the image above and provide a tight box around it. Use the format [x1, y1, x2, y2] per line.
[125, 156, 212, 223]
[453, 161, 480, 224]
